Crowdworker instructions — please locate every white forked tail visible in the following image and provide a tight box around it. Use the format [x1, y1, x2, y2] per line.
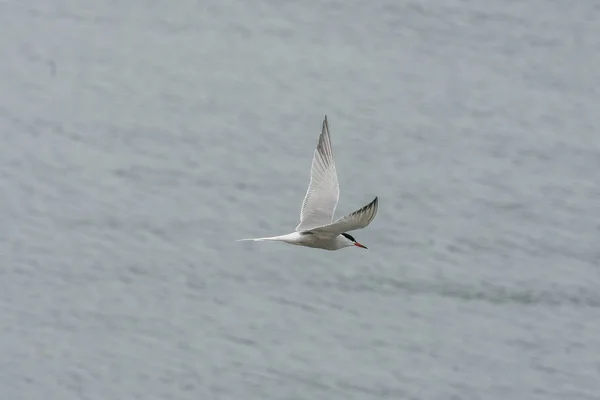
[236, 237, 277, 242]
[236, 234, 290, 242]
[236, 232, 301, 243]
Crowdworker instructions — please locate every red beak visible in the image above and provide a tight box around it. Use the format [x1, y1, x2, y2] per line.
[354, 242, 368, 249]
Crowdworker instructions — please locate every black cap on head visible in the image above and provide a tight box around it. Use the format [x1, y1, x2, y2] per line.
[341, 233, 356, 242]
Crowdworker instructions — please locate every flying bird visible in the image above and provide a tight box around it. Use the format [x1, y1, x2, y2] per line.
[238, 115, 378, 250]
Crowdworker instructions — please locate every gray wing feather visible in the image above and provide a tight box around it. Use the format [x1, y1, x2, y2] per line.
[308, 197, 378, 235]
[295, 116, 340, 232]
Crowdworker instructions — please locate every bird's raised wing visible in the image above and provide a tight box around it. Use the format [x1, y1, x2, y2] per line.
[308, 197, 378, 235]
[295, 116, 340, 232]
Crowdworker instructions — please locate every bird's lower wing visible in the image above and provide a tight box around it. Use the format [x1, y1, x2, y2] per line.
[308, 197, 378, 235]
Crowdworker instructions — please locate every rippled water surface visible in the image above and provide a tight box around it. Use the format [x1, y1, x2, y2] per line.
[1, 0, 600, 399]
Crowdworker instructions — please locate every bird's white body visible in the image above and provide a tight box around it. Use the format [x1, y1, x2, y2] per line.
[238, 115, 378, 251]
[239, 231, 356, 251]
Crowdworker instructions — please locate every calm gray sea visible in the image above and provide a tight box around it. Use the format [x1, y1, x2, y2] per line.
[1, 0, 600, 399]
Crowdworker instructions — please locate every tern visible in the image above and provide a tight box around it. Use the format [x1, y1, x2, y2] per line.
[238, 115, 378, 251]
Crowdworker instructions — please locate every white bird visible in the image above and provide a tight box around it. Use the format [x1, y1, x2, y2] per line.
[238, 115, 378, 251]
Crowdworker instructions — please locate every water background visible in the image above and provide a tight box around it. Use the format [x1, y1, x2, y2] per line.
[1, 0, 600, 399]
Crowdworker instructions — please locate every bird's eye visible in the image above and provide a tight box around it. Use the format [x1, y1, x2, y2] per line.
[341, 233, 356, 242]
